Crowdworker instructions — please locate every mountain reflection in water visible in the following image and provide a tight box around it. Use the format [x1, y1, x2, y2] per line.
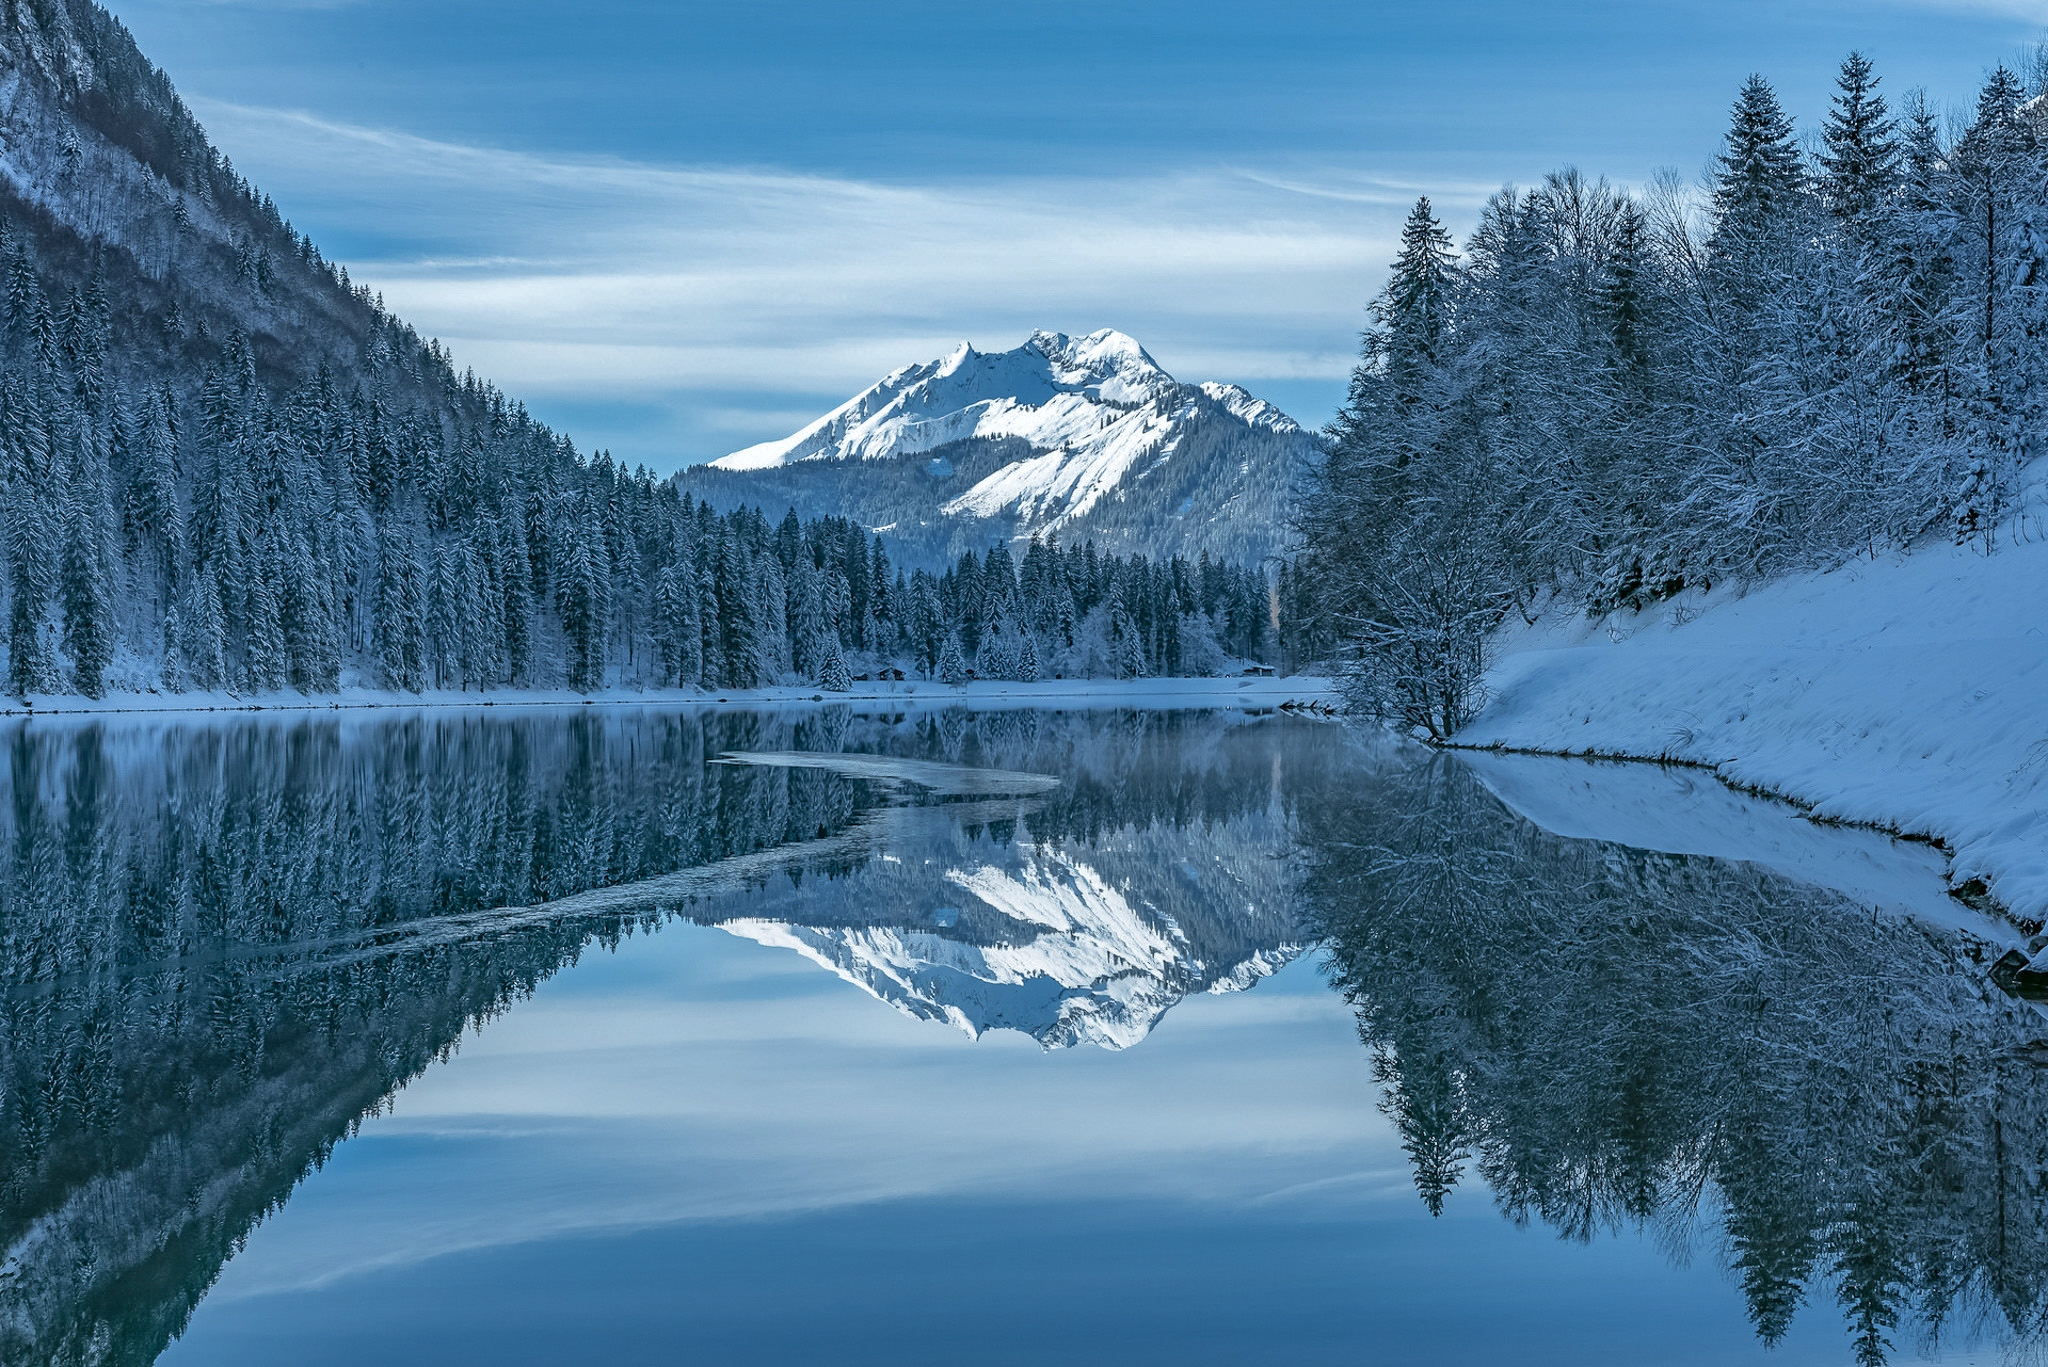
[0, 706, 2041, 1365]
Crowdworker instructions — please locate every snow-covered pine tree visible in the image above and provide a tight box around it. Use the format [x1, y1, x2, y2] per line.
[1820, 52, 1899, 227]
[1950, 66, 2037, 536]
[1108, 587, 1145, 680]
[243, 536, 286, 692]
[937, 632, 968, 686]
[1713, 75, 1807, 247]
[1017, 629, 1041, 683]
[653, 562, 697, 687]
[123, 389, 184, 595]
[374, 526, 427, 692]
[976, 613, 1019, 680]
[556, 494, 610, 691]
[3, 465, 53, 696]
[457, 539, 495, 689]
[816, 633, 853, 692]
[59, 453, 115, 698]
[1377, 197, 1458, 406]
[180, 566, 226, 691]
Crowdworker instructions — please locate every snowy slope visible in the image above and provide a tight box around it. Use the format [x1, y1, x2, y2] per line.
[679, 330, 1317, 565]
[718, 331, 1185, 471]
[1459, 528, 2048, 925]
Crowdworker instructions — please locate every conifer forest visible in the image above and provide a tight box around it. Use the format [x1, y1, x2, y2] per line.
[1298, 55, 2048, 733]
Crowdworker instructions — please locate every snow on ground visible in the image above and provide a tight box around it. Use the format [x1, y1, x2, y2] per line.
[1461, 530, 2048, 923]
[0, 675, 1335, 721]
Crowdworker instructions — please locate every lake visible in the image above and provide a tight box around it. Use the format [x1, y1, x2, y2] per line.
[1, 705, 2039, 1366]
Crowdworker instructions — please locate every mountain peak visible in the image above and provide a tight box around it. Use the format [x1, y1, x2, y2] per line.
[708, 328, 1255, 474]
[1026, 328, 1170, 397]
[685, 329, 1318, 564]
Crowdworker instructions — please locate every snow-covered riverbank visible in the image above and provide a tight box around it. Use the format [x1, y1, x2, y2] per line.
[0, 674, 1337, 721]
[1460, 532, 2048, 923]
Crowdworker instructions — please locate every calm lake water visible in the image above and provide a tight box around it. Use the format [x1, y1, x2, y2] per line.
[1, 705, 2040, 1366]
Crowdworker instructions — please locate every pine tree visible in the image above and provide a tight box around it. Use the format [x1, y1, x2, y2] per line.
[556, 497, 610, 691]
[286, 528, 342, 692]
[937, 632, 968, 687]
[816, 633, 852, 692]
[374, 527, 427, 692]
[456, 541, 493, 689]
[1953, 65, 2037, 533]
[1376, 197, 1459, 399]
[653, 562, 700, 686]
[697, 542, 724, 688]
[501, 505, 534, 685]
[715, 529, 760, 689]
[159, 598, 184, 691]
[123, 390, 184, 589]
[1378, 1053, 1470, 1218]
[910, 574, 944, 676]
[976, 613, 1019, 681]
[1820, 53, 1898, 226]
[425, 539, 461, 688]
[3, 365, 57, 696]
[59, 464, 115, 699]
[4, 482, 53, 696]
[755, 549, 789, 682]
[243, 538, 286, 692]
[180, 567, 225, 690]
[1109, 587, 1145, 679]
[1016, 629, 1041, 683]
[1714, 75, 1806, 239]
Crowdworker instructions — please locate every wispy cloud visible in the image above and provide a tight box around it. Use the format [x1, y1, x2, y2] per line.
[196, 101, 1411, 467]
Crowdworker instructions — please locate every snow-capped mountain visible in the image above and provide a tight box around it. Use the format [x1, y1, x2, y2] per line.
[678, 330, 1318, 566]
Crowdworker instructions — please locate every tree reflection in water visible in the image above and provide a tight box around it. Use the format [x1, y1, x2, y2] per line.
[1304, 752, 2048, 1365]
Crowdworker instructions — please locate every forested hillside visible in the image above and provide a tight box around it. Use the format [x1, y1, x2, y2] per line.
[1297, 54, 2048, 734]
[0, 1, 1277, 701]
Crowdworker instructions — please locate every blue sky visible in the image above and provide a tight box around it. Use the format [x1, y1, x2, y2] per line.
[114, 0, 2048, 473]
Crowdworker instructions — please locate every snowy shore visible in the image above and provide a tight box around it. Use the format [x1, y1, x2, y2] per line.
[1460, 532, 2048, 924]
[0, 674, 1337, 721]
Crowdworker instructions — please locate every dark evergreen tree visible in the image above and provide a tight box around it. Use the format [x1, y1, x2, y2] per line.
[1376, 197, 1459, 404]
[1820, 53, 1899, 226]
[1714, 74, 1807, 243]
[58, 461, 114, 697]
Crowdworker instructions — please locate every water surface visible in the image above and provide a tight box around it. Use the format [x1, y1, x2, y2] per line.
[1, 706, 2039, 1365]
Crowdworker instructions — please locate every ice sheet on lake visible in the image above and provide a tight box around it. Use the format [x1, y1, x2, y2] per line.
[716, 750, 1062, 796]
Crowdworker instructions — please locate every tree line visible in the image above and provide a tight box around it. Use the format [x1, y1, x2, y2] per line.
[1299, 53, 2048, 733]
